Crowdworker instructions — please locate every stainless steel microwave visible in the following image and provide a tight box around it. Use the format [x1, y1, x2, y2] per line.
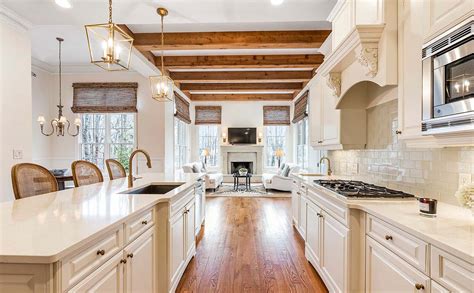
[422, 21, 473, 135]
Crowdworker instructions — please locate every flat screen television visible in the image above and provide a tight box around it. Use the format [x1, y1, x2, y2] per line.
[228, 128, 257, 144]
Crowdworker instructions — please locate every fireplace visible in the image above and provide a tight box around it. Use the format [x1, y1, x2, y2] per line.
[230, 161, 253, 174]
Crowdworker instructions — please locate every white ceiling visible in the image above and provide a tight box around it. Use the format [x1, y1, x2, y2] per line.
[2, 0, 335, 67]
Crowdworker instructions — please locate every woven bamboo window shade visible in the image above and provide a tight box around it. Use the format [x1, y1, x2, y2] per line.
[71, 83, 138, 113]
[263, 106, 291, 125]
[292, 90, 309, 123]
[174, 92, 191, 124]
[195, 106, 222, 125]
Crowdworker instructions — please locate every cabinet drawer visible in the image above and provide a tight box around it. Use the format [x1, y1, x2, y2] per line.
[431, 246, 473, 292]
[170, 187, 194, 216]
[125, 208, 154, 244]
[61, 227, 123, 290]
[307, 187, 348, 226]
[366, 214, 428, 273]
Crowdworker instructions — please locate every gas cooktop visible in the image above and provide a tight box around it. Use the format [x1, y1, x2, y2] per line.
[313, 180, 415, 199]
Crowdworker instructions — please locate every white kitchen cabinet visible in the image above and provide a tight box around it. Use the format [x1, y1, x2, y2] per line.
[169, 208, 185, 287]
[321, 211, 349, 293]
[124, 228, 155, 293]
[195, 180, 206, 236]
[431, 280, 450, 293]
[422, 0, 473, 42]
[366, 236, 430, 293]
[305, 199, 322, 269]
[69, 253, 124, 293]
[185, 199, 196, 259]
[431, 246, 474, 292]
[309, 78, 323, 146]
[298, 193, 307, 240]
[291, 179, 299, 227]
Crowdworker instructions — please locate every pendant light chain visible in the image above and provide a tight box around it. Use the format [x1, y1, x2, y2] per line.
[58, 38, 63, 115]
[160, 13, 165, 75]
[108, 0, 113, 23]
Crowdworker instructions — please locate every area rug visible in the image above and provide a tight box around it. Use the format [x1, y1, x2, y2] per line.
[207, 183, 291, 198]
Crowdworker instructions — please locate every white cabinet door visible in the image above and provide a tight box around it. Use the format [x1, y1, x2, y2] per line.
[309, 79, 323, 146]
[422, 0, 472, 41]
[321, 82, 340, 145]
[305, 199, 322, 269]
[169, 210, 185, 286]
[291, 181, 299, 227]
[298, 194, 307, 240]
[321, 212, 349, 293]
[124, 228, 155, 293]
[69, 253, 124, 293]
[366, 237, 430, 293]
[195, 192, 202, 235]
[185, 199, 196, 260]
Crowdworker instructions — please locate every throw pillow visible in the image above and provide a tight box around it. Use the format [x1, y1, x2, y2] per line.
[192, 164, 200, 173]
[282, 165, 291, 177]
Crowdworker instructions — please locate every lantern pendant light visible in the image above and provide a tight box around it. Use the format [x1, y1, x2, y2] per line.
[150, 7, 174, 102]
[37, 38, 81, 137]
[85, 0, 134, 71]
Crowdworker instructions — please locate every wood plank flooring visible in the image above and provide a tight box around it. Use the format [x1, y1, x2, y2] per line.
[176, 196, 328, 293]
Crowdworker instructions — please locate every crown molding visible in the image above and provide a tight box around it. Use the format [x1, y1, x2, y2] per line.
[0, 4, 32, 32]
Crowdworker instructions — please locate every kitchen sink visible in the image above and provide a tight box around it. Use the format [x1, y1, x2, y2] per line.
[122, 184, 184, 195]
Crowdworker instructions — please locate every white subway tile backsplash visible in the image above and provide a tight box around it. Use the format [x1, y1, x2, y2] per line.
[328, 100, 474, 205]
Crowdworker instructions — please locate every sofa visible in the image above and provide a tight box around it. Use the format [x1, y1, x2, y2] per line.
[262, 163, 301, 192]
[182, 162, 223, 192]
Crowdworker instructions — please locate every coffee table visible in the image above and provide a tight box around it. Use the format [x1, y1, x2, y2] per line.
[233, 173, 253, 191]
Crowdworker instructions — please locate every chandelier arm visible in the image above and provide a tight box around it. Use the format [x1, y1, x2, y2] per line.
[66, 120, 80, 137]
[40, 120, 55, 136]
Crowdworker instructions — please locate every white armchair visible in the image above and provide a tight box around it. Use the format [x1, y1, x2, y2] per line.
[182, 162, 223, 192]
[262, 163, 301, 192]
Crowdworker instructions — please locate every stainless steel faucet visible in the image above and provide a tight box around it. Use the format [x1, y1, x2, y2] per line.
[319, 156, 332, 176]
[128, 149, 152, 188]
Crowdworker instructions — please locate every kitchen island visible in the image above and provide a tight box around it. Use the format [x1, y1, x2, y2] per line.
[0, 172, 205, 293]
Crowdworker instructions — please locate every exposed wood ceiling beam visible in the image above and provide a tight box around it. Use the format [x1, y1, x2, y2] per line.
[133, 30, 331, 51]
[161, 54, 324, 69]
[170, 70, 313, 83]
[190, 93, 294, 101]
[180, 82, 304, 91]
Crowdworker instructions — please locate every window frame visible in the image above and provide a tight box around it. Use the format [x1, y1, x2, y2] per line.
[78, 113, 137, 171]
[197, 124, 220, 167]
[296, 117, 309, 169]
[264, 125, 288, 168]
[174, 118, 190, 170]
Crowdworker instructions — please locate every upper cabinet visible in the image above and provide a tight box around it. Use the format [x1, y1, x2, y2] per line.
[422, 0, 473, 42]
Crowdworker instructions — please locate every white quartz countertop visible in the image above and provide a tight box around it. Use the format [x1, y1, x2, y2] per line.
[293, 173, 474, 262]
[0, 172, 203, 264]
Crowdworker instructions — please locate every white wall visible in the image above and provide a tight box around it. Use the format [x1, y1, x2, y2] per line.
[31, 71, 169, 175]
[190, 100, 294, 171]
[0, 18, 33, 202]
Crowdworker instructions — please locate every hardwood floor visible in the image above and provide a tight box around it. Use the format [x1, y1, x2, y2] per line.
[176, 197, 328, 293]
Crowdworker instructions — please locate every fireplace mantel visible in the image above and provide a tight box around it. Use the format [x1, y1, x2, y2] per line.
[221, 145, 264, 175]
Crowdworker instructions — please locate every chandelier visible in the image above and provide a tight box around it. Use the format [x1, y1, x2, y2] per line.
[37, 38, 81, 137]
[149, 7, 174, 102]
[85, 0, 134, 71]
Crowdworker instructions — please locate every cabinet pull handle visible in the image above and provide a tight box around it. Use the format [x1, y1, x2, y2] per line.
[127, 253, 134, 258]
[316, 213, 323, 218]
[415, 283, 424, 290]
[318, 140, 323, 144]
[141, 220, 148, 225]
[395, 130, 402, 135]
[385, 235, 393, 240]
[120, 259, 127, 264]
[96, 249, 105, 256]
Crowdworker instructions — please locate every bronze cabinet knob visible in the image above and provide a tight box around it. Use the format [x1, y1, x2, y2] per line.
[141, 220, 148, 225]
[127, 253, 134, 258]
[415, 283, 424, 290]
[120, 259, 127, 264]
[395, 130, 402, 135]
[96, 249, 105, 256]
[385, 235, 393, 240]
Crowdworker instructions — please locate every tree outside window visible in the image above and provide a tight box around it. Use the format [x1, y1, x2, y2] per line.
[198, 125, 219, 167]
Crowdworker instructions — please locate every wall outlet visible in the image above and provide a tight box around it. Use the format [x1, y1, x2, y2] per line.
[13, 149, 23, 160]
[348, 163, 359, 175]
[458, 173, 472, 187]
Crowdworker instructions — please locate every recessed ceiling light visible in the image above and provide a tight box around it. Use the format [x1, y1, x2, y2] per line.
[55, 0, 72, 9]
[271, 0, 284, 6]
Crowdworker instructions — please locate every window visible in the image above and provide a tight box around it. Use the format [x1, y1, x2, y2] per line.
[265, 126, 287, 167]
[198, 125, 219, 167]
[296, 118, 309, 169]
[80, 113, 135, 171]
[174, 118, 189, 170]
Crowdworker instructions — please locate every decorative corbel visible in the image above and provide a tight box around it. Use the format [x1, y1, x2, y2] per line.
[327, 72, 341, 97]
[357, 46, 378, 78]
